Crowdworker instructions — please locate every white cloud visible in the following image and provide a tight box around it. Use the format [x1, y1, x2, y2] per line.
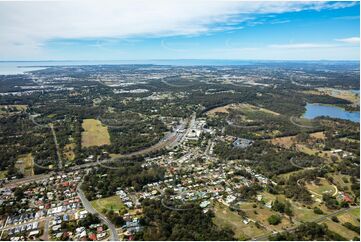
[269, 43, 337, 49]
[335, 37, 360, 45]
[0, 0, 357, 59]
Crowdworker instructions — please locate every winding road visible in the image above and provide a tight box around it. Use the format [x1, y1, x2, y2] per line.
[77, 177, 119, 241]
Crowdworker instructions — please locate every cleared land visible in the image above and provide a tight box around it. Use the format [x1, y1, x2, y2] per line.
[259, 192, 324, 223]
[337, 210, 360, 226]
[81, 119, 111, 148]
[322, 219, 360, 240]
[206, 103, 280, 116]
[270, 135, 296, 149]
[305, 178, 337, 197]
[309, 131, 326, 140]
[15, 153, 34, 177]
[318, 88, 359, 106]
[91, 195, 126, 215]
[269, 132, 335, 160]
[0, 104, 28, 117]
[206, 104, 233, 115]
[212, 202, 266, 240]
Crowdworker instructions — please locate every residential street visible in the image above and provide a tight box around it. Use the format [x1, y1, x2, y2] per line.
[77, 179, 119, 241]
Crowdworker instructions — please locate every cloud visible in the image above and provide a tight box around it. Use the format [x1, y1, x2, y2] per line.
[335, 37, 360, 45]
[269, 43, 337, 49]
[0, 0, 357, 58]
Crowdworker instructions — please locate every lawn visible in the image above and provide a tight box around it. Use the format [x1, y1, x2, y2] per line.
[81, 119, 111, 147]
[15, 153, 34, 177]
[91, 195, 126, 215]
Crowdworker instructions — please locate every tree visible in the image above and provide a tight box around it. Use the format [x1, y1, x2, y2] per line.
[331, 216, 339, 223]
[268, 215, 282, 225]
[313, 207, 323, 214]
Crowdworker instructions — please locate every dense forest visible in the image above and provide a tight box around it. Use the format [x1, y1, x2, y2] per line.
[81, 162, 165, 200]
[136, 199, 235, 241]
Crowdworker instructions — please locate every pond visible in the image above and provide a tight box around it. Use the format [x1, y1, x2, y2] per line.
[303, 103, 359, 123]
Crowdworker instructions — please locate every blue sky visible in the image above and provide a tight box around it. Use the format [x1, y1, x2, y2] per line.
[0, 0, 359, 60]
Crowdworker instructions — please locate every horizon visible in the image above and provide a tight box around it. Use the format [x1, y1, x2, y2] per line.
[0, 59, 360, 62]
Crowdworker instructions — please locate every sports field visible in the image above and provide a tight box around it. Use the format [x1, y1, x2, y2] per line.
[91, 195, 126, 215]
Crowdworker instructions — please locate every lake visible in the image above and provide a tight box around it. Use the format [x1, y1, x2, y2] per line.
[303, 103, 360, 123]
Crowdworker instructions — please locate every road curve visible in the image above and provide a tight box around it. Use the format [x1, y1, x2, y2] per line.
[77, 178, 119, 241]
[290, 116, 314, 129]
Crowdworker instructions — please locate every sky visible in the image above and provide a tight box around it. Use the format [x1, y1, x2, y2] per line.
[0, 0, 359, 61]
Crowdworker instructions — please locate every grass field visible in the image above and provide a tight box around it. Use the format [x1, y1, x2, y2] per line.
[337, 210, 360, 226]
[318, 88, 359, 106]
[349, 208, 360, 217]
[81, 119, 111, 147]
[270, 135, 296, 148]
[0, 104, 27, 112]
[0, 170, 7, 179]
[212, 202, 266, 240]
[206, 103, 280, 116]
[305, 178, 337, 197]
[15, 153, 34, 177]
[91, 195, 126, 215]
[259, 192, 324, 223]
[340, 137, 360, 143]
[206, 104, 232, 115]
[291, 203, 324, 222]
[323, 219, 360, 240]
[63, 143, 76, 161]
[309, 131, 326, 140]
[0, 105, 28, 117]
[239, 103, 280, 116]
[331, 173, 352, 193]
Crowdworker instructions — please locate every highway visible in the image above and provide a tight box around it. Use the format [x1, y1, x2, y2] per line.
[3, 115, 192, 188]
[2, 173, 53, 189]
